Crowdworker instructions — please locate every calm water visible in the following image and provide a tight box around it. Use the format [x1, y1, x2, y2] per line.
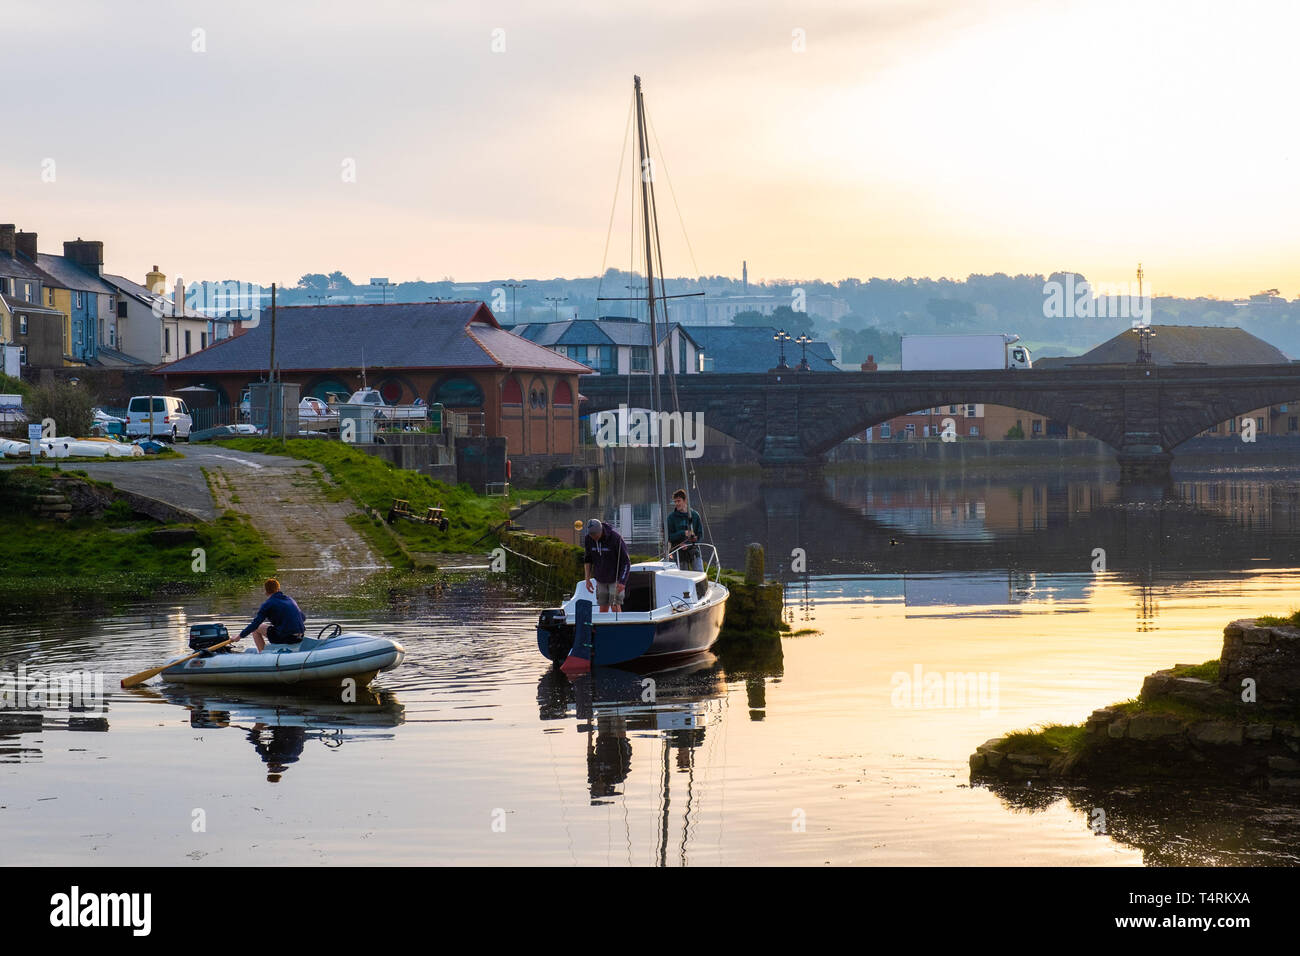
[5, 461, 1300, 866]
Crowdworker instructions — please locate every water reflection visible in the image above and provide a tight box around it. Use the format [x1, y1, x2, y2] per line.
[130, 683, 405, 783]
[978, 779, 1300, 866]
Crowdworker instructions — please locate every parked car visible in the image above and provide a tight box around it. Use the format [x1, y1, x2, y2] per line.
[125, 395, 193, 442]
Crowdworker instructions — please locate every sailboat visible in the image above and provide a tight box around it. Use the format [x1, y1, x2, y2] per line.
[536, 76, 730, 674]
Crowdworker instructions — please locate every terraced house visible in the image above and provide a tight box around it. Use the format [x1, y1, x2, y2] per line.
[0, 226, 64, 368]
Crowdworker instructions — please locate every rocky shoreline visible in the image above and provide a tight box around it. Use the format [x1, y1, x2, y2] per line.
[970, 618, 1300, 788]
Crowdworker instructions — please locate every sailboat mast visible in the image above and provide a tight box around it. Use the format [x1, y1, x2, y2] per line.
[634, 75, 669, 555]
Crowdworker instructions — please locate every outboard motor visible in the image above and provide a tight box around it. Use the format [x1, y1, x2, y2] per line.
[188, 623, 232, 655]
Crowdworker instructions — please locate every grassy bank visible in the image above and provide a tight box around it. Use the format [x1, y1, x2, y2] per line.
[214, 437, 581, 555]
[0, 466, 274, 605]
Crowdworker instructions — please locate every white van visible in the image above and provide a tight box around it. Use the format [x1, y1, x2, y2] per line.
[125, 395, 193, 441]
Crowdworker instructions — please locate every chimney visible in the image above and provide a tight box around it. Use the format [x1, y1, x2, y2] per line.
[0, 225, 15, 257]
[175, 277, 185, 317]
[861, 354, 878, 372]
[146, 265, 166, 296]
[14, 231, 36, 260]
[63, 238, 104, 276]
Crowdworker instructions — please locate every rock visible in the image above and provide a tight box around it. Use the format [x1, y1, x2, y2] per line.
[1108, 717, 1129, 739]
[1189, 721, 1243, 746]
[1006, 753, 1047, 767]
[1269, 776, 1300, 789]
[1269, 755, 1300, 772]
[1245, 723, 1274, 741]
[975, 738, 1006, 769]
[1243, 627, 1273, 645]
[1126, 713, 1184, 741]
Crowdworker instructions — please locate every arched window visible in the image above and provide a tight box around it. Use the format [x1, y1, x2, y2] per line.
[553, 380, 573, 406]
[435, 377, 484, 408]
[307, 378, 350, 402]
[502, 377, 523, 405]
[528, 380, 547, 410]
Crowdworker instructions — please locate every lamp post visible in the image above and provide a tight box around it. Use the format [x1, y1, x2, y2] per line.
[545, 295, 568, 321]
[1136, 325, 1156, 364]
[773, 328, 791, 368]
[795, 333, 812, 370]
[503, 282, 526, 324]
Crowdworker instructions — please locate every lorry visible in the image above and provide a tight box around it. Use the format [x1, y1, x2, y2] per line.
[900, 334, 1032, 371]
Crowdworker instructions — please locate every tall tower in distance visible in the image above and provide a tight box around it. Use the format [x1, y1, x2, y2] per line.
[742, 260, 748, 293]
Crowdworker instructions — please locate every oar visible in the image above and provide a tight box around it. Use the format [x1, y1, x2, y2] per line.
[120, 636, 239, 689]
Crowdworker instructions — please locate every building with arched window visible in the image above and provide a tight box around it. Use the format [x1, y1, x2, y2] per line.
[158, 301, 590, 460]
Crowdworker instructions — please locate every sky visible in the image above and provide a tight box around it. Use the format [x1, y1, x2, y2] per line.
[4, 0, 1298, 298]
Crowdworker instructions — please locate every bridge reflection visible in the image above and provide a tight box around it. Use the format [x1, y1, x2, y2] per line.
[525, 467, 1300, 587]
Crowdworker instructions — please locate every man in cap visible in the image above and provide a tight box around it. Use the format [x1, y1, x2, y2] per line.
[583, 517, 631, 612]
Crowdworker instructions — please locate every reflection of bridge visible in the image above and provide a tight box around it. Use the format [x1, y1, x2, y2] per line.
[581, 365, 1300, 477]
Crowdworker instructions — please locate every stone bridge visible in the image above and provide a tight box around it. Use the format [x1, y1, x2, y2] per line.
[579, 364, 1300, 478]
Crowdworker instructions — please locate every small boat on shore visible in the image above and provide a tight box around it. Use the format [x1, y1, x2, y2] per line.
[160, 623, 405, 687]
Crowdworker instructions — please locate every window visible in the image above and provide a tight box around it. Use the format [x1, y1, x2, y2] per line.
[117, 300, 127, 318]
[164, 328, 171, 354]
[630, 346, 650, 372]
[969, 425, 980, 437]
[47, 287, 54, 306]
[18, 315, 27, 335]
[0, 277, 7, 294]
[1032, 420, 1043, 434]
[24, 282, 32, 301]
[679, 336, 686, 374]
[599, 345, 616, 374]
[880, 423, 891, 438]
[18, 346, 26, 365]
[74, 291, 81, 308]
[1228, 418, 1235, 433]
[109, 325, 116, 347]
[1290, 417, 1298, 432]
[1257, 417, 1265, 432]
[184, 330, 192, 354]
[949, 405, 958, 414]
[966, 404, 976, 417]
[435, 377, 485, 407]
[200, 332, 207, 349]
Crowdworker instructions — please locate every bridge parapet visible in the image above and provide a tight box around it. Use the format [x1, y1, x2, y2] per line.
[577, 364, 1300, 479]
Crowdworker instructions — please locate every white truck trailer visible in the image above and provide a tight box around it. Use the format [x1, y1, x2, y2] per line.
[900, 333, 1032, 370]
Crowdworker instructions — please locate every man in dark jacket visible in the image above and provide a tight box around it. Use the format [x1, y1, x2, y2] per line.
[666, 489, 704, 571]
[583, 518, 631, 612]
[238, 578, 307, 652]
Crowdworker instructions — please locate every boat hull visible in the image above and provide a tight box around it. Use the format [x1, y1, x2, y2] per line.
[160, 634, 404, 687]
[537, 587, 727, 670]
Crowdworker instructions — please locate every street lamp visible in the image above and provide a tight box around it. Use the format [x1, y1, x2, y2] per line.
[503, 282, 526, 324]
[795, 333, 812, 370]
[545, 295, 568, 321]
[1136, 325, 1157, 364]
[773, 328, 791, 367]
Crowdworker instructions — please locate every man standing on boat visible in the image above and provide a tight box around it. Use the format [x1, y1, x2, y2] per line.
[583, 518, 630, 612]
[666, 489, 704, 572]
[237, 578, 306, 652]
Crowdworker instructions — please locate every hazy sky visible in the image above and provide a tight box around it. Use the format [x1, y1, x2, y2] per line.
[5, 0, 1297, 298]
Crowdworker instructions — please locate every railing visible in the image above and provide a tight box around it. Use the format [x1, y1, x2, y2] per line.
[666, 541, 722, 581]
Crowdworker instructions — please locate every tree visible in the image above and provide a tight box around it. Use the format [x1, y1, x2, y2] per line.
[1004, 423, 1025, 440]
[731, 306, 815, 338]
[30, 381, 94, 438]
[296, 274, 330, 291]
